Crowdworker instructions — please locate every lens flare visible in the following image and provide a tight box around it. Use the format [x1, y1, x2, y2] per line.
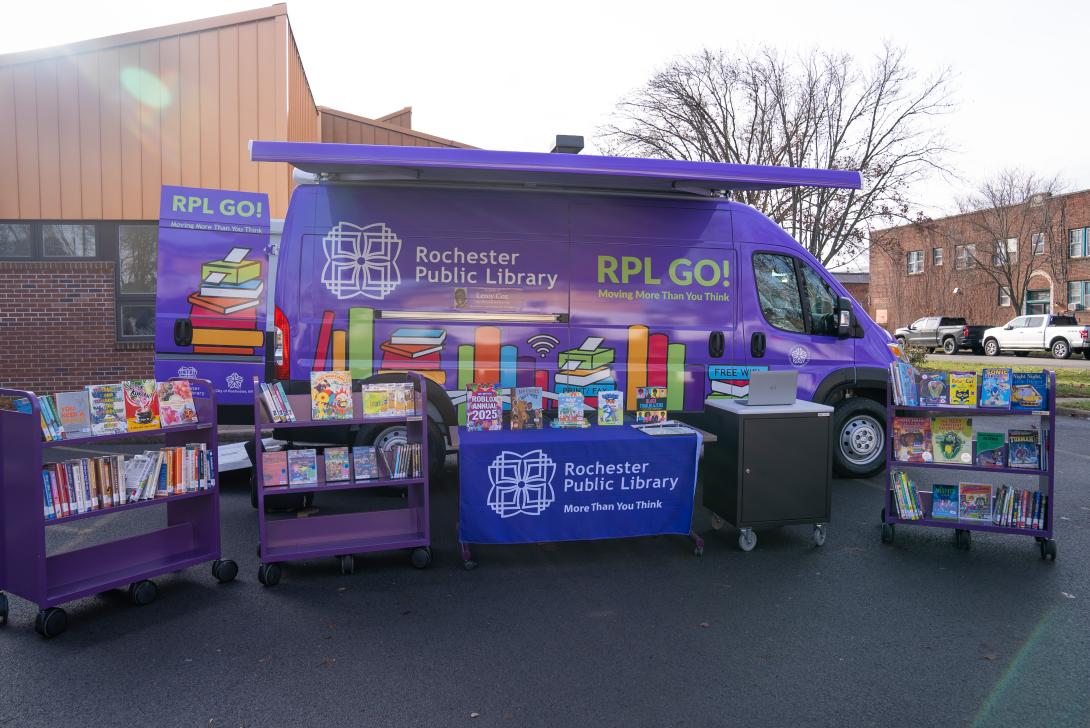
[119, 67, 171, 108]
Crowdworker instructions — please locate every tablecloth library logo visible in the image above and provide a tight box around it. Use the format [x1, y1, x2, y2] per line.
[487, 449, 557, 518]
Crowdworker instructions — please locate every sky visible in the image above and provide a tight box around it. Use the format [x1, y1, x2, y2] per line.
[4, 0, 1089, 228]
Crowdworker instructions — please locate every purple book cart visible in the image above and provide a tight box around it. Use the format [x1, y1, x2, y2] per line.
[252, 373, 431, 586]
[882, 369, 1057, 560]
[0, 378, 237, 639]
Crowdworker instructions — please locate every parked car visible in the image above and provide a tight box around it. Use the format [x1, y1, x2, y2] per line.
[893, 316, 989, 355]
[981, 314, 1090, 359]
[156, 143, 899, 481]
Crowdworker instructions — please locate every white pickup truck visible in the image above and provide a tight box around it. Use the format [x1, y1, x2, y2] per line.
[982, 314, 1090, 359]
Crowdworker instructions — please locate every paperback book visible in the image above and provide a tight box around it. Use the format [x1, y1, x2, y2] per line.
[1011, 371, 1048, 411]
[311, 370, 354, 420]
[958, 483, 993, 522]
[597, 390, 624, 426]
[891, 416, 932, 462]
[87, 383, 128, 435]
[555, 391, 589, 428]
[287, 448, 319, 486]
[947, 372, 978, 408]
[1007, 429, 1041, 469]
[930, 484, 959, 520]
[918, 371, 949, 406]
[54, 390, 92, 438]
[157, 380, 198, 426]
[635, 386, 668, 424]
[38, 395, 66, 441]
[889, 470, 923, 520]
[974, 431, 1007, 468]
[262, 451, 289, 486]
[323, 447, 351, 482]
[510, 386, 544, 430]
[352, 446, 380, 480]
[123, 379, 161, 432]
[992, 485, 1047, 529]
[931, 416, 973, 465]
[379, 442, 421, 479]
[466, 383, 502, 431]
[979, 367, 1012, 408]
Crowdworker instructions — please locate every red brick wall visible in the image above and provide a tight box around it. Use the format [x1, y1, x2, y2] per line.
[0, 261, 152, 394]
[841, 282, 870, 310]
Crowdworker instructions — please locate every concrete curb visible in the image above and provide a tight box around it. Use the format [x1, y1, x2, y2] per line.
[1057, 406, 1090, 420]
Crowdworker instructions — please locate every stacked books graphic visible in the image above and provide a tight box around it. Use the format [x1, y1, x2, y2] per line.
[186, 247, 264, 355]
[378, 328, 447, 384]
[555, 336, 617, 404]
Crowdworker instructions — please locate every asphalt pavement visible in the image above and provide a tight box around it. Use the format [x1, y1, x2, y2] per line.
[2, 422, 1088, 727]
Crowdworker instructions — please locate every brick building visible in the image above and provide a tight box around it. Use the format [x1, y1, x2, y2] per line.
[869, 189, 1090, 331]
[832, 271, 869, 311]
[0, 4, 471, 394]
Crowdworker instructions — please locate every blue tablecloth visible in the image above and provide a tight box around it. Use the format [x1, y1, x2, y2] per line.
[458, 424, 700, 545]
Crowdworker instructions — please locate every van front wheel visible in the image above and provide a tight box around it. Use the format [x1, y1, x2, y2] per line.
[833, 398, 886, 478]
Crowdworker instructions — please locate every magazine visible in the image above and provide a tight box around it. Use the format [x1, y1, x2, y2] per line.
[958, 483, 993, 522]
[947, 372, 978, 408]
[311, 370, 354, 420]
[466, 383, 502, 431]
[979, 367, 1012, 408]
[635, 386, 668, 424]
[510, 386, 544, 430]
[87, 383, 128, 435]
[597, 390, 623, 426]
[891, 416, 932, 463]
[931, 416, 973, 465]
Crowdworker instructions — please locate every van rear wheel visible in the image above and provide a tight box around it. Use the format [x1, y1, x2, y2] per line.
[833, 398, 885, 478]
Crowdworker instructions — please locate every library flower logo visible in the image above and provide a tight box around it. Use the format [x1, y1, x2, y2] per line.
[320, 222, 402, 300]
[487, 449, 556, 518]
[225, 372, 244, 390]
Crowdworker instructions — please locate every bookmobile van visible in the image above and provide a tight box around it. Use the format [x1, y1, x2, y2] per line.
[154, 142, 898, 492]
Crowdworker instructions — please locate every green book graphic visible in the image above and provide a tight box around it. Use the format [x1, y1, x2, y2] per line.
[348, 307, 374, 380]
[559, 347, 615, 369]
[201, 259, 261, 284]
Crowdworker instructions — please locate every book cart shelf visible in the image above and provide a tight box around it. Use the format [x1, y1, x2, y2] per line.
[0, 378, 237, 638]
[881, 370, 1057, 560]
[252, 373, 431, 586]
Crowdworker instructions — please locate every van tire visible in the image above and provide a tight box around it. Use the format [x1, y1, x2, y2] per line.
[357, 419, 447, 487]
[832, 398, 886, 478]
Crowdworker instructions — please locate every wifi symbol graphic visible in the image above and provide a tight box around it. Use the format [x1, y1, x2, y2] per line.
[527, 334, 560, 358]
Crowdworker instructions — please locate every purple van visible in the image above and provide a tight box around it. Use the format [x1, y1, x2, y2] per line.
[156, 143, 897, 479]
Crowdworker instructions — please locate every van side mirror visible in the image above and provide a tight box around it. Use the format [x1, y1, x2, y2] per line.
[835, 296, 854, 338]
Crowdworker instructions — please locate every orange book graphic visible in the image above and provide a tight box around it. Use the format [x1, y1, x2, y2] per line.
[191, 328, 264, 347]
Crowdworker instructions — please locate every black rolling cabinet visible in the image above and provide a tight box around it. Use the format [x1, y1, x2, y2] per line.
[702, 398, 833, 551]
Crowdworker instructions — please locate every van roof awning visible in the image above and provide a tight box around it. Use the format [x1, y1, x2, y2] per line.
[249, 141, 861, 196]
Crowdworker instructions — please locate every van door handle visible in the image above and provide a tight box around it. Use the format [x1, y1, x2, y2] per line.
[750, 331, 766, 358]
[173, 318, 193, 347]
[708, 331, 725, 358]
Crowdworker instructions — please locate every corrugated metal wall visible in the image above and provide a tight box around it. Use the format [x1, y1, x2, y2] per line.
[319, 107, 471, 149]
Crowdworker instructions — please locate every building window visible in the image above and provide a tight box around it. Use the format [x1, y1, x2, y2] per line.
[906, 250, 924, 275]
[43, 224, 96, 257]
[119, 303, 156, 338]
[1031, 232, 1046, 256]
[932, 247, 943, 266]
[1070, 228, 1088, 259]
[0, 223, 33, 257]
[955, 244, 976, 270]
[998, 286, 1011, 307]
[116, 225, 158, 341]
[1068, 280, 1090, 311]
[992, 238, 1017, 265]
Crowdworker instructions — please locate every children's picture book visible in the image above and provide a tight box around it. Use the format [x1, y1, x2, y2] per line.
[156, 380, 198, 426]
[54, 390, 92, 438]
[466, 383, 502, 431]
[597, 390, 624, 426]
[362, 384, 390, 416]
[510, 386, 544, 430]
[555, 391, 589, 427]
[635, 386, 668, 424]
[87, 383, 128, 435]
[918, 371, 949, 406]
[931, 416, 973, 465]
[895, 362, 920, 406]
[1007, 429, 1041, 469]
[352, 446, 380, 480]
[1011, 371, 1048, 411]
[287, 448, 318, 486]
[388, 382, 415, 416]
[891, 416, 932, 462]
[947, 371, 978, 408]
[323, 447, 351, 482]
[122, 379, 161, 432]
[262, 451, 289, 487]
[958, 483, 993, 522]
[975, 431, 1007, 468]
[311, 370, 354, 420]
[930, 484, 959, 520]
[979, 367, 1012, 408]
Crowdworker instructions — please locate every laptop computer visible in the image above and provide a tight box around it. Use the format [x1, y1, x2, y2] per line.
[744, 370, 798, 406]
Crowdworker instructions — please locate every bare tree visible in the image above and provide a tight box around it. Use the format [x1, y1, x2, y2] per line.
[599, 44, 955, 267]
[955, 170, 1067, 314]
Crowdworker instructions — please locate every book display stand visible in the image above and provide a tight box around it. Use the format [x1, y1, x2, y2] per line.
[882, 370, 1057, 560]
[0, 379, 236, 638]
[251, 373, 431, 586]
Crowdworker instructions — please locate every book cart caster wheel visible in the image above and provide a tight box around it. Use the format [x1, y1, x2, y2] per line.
[813, 524, 827, 547]
[738, 529, 757, 552]
[339, 555, 355, 575]
[0, 592, 8, 626]
[1041, 539, 1057, 561]
[694, 545, 704, 557]
[34, 607, 67, 639]
[258, 564, 282, 587]
[881, 523, 894, 544]
[463, 560, 478, 571]
[955, 530, 971, 550]
[212, 559, 238, 584]
[411, 547, 432, 569]
[128, 580, 158, 606]
[880, 507, 886, 523]
[710, 515, 724, 531]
